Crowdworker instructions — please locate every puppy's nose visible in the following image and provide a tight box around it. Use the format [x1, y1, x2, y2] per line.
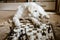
[46, 15, 50, 19]
[43, 15, 50, 19]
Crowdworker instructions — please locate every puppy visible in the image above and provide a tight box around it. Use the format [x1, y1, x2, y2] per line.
[13, 2, 50, 27]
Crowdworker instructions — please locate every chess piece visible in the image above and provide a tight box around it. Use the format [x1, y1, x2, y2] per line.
[42, 31, 46, 36]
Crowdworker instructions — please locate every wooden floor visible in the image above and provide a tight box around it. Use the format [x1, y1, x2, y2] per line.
[0, 11, 60, 40]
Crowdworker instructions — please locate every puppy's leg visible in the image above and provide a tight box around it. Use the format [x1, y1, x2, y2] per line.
[13, 6, 24, 27]
[30, 17, 41, 26]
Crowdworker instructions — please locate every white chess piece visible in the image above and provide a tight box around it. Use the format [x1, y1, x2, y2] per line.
[40, 24, 47, 30]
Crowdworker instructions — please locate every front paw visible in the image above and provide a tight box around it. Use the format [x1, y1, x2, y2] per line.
[34, 22, 41, 28]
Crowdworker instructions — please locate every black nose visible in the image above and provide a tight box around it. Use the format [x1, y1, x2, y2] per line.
[43, 15, 49, 19]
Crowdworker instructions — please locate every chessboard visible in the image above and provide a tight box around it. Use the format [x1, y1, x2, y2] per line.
[5, 18, 55, 40]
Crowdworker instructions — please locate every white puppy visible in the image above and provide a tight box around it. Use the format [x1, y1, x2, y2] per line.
[13, 2, 50, 27]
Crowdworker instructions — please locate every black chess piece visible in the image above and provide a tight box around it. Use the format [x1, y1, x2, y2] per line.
[48, 26, 51, 33]
[37, 25, 40, 28]
[7, 36, 13, 40]
[34, 24, 36, 28]
[47, 23, 52, 33]
[18, 29, 28, 40]
[50, 36, 53, 40]
[34, 24, 39, 28]
[42, 31, 46, 36]
[25, 28, 28, 40]
[18, 30, 24, 40]
[9, 27, 14, 36]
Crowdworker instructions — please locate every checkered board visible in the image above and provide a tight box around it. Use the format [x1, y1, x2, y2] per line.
[5, 19, 55, 40]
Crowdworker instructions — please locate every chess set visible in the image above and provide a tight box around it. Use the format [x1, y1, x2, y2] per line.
[5, 18, 55, 40]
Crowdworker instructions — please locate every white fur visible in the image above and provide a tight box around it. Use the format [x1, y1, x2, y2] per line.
[13, 2, 50, 27]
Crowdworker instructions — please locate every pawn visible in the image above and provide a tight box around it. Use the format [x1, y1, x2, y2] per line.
[18, 30, 23, 40]
[9, 27, 14, 36]
[7, 36, 13, 40]
[42, 31, 46, 36]
[50, 36, 53, 40]
[48, 27, 51, 33]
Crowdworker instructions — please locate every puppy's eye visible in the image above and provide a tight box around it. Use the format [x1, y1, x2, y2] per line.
[39, 16, 41, 18]
[34, 10, 37, 12]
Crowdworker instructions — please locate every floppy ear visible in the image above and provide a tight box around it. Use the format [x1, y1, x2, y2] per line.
[28, 5, 36, 14]
[28, 6, 32, 13]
